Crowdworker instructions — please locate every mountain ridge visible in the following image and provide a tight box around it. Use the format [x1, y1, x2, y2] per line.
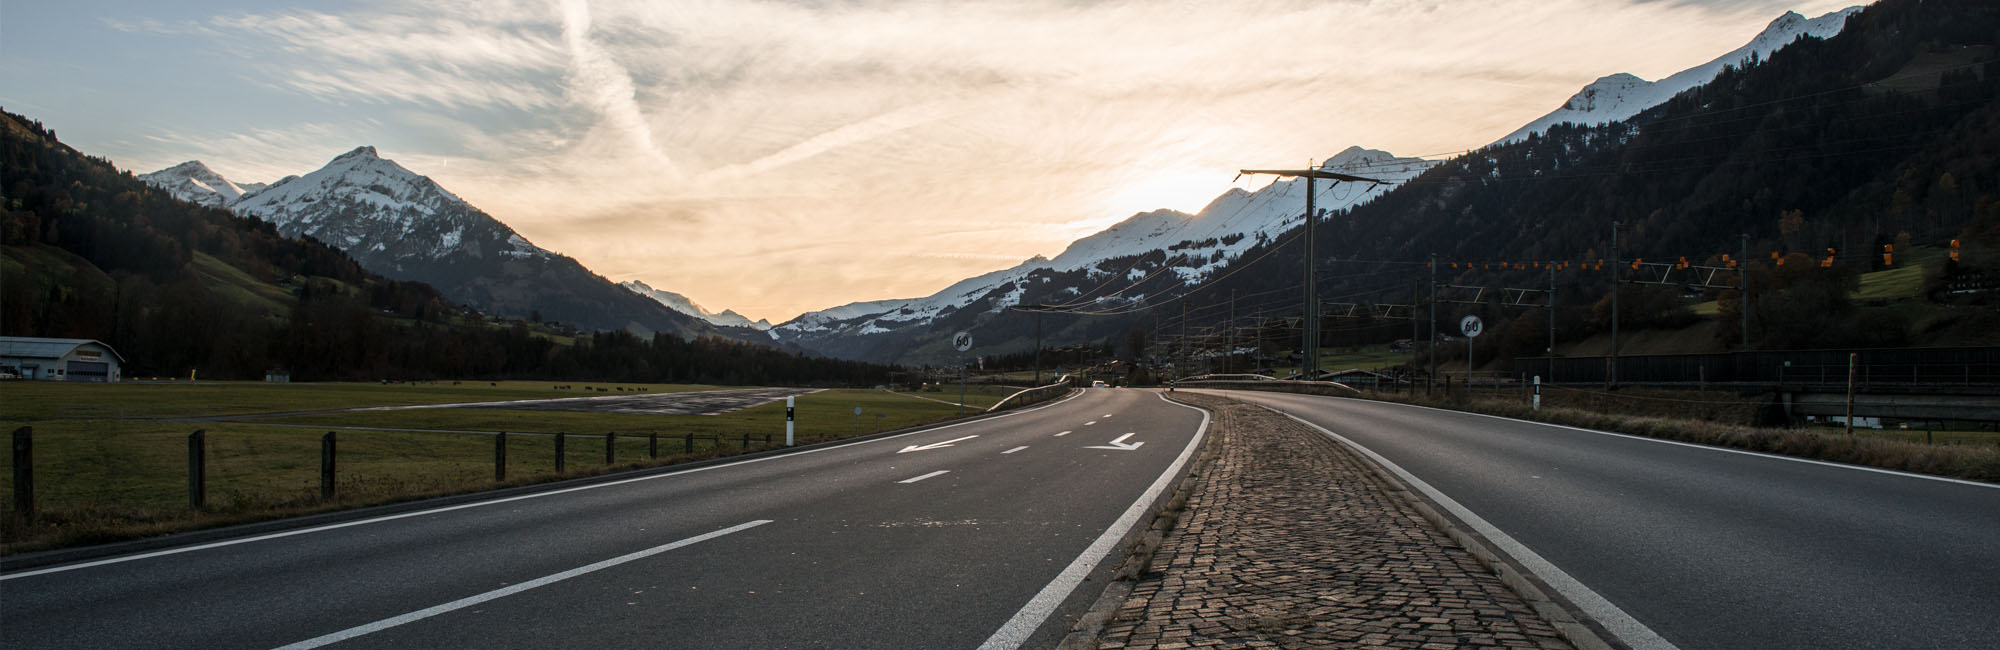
[141, 148, 720, 338]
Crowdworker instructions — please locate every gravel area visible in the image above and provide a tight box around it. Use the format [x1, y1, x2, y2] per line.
[1094, 393, 1576, 650]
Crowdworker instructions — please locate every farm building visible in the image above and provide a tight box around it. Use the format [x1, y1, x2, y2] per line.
[0, 337, 125, 383]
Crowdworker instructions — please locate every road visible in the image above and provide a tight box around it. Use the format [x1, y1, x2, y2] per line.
[1, 388, 1206, 650]
[1197, 388, 2000, 650]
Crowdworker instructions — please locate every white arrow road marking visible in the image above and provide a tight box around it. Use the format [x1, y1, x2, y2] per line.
[1054, 431, 1072, 437]
[1085, 433, 1144, 451]
[269, 520, 771, 650]
[1002, 446, 1029, 454]
[898, 470, 950, 484]
[897, 435, 978, 453]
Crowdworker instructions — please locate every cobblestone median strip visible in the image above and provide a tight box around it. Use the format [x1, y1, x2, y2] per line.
[1090, 393, 1580, 650]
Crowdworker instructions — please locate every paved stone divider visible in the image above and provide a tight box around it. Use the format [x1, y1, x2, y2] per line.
[1091, 393, 1577, 650]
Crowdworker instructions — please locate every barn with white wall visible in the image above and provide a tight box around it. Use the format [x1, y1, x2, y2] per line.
[0, 337, 125, 383]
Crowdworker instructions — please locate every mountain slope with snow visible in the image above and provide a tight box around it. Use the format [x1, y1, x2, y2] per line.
[152, 147, 714, 337]
[137, 161, 265, 207]
[1492, 7, 1863, 146]
[623, 280, 772, 330]
[768, 146, 1436, 361]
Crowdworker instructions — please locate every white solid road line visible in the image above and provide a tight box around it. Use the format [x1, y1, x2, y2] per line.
[1273, 409, 1683, 650]
[3, 389, 1092, 581]
[267, 520, 771, 650]
[975, 392, 1210, 650]
[1002, 446, 1029, 454]
[898, 470, 951, 484]
[1054, 431, 1072, 437]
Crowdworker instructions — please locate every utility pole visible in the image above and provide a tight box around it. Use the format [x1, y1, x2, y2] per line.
[1609, 221, 1621, 388]
[1429, 253, 1438, 394]
[1740, 233, 1752, 351]
[1228, 289, 1237, 374]
[1239, 166, 1385, 381]
[1180, 301, 1189, 381]
[1033, 310, 1043, 385]
[1548, 261, 1557, 384]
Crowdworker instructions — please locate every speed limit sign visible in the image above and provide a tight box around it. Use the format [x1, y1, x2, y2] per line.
[1459, 315, 1484, 338]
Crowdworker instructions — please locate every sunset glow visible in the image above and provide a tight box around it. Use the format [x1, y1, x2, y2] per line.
[1, 0, 1862, 322]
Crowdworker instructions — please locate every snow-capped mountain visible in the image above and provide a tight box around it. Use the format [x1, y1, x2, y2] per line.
[1492, 6, 1863, 146]
[136, 160, 265, 208]
[144, 148, 716, 337]
[622, 280, 772, 331]
[769, 146, 1436, 361]
[231, 147, 554, 269]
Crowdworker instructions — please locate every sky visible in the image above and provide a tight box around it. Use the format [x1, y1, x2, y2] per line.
[1, 0, 1863, 323]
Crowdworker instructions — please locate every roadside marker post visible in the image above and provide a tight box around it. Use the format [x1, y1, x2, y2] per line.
[786, 397, 796, 447]
[12, 426, 32, 518]
[187, 429, 206, 510]
[321, 432, 336, 501]
[494, 432, 507, 482]
[1533, 376, 1542, 411]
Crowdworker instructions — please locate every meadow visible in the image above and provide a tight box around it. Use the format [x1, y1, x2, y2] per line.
[1, 381, 990, 553]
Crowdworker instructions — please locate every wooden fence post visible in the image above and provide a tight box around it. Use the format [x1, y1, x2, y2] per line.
[495, 432, 507, 482]
[188, 429, 206, 510]
[320, 432, 336, 501]
[555, 432, 566, 474]
[11, 426, 31, 518]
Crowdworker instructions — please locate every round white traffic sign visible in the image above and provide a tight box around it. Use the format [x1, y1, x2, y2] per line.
[1459, 315, 1484, 338]
[953, 330, 973, 352]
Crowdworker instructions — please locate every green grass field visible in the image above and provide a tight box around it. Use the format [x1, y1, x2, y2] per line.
[0, 382, 983, 553]
[0, 380, 718, 421]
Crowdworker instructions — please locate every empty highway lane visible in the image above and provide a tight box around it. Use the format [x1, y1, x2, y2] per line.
[2, 388, 1206, 650]
[1199, 388, 2000, 650]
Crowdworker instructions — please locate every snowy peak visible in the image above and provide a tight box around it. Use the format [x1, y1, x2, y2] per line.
[1492, 6, 1863, 146]
[137, 160, 261, 207]
[1562, 73, 1651, 112]
[220, 146, 544, 264]
[334, 145, 380, 162]
[622, 281, 772, 330]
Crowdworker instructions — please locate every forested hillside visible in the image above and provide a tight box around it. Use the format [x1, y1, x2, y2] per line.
[0, 111, 894, 385]
[1125, 0, 2000, 365]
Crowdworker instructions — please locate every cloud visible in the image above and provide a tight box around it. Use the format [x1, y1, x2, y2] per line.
[84, 0, 1864, 321]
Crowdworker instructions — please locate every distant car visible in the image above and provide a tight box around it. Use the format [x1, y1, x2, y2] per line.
[1091, 380, 1108, 388]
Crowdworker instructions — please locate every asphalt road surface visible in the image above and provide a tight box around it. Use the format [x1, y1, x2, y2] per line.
[1198, 388, 2000, 650]
[2, 388, 1206, 650]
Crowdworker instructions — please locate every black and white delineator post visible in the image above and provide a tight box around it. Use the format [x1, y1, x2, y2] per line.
[785, 396, 795, 447]
[1533, 376, 1542, 411]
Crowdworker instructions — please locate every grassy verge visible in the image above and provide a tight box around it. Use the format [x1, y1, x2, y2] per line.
[0, 387, 969, 554]
[881, 385, 1026, 410]
[1210, 382, 2000, 483]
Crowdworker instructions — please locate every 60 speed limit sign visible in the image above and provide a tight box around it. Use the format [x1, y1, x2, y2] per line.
[1459, 315, 1484, 338]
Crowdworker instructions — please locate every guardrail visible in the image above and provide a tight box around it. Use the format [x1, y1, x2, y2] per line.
[986, 375, 1078, 412]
